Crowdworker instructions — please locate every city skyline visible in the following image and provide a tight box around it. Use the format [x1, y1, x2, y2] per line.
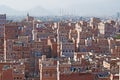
[1, 2, 120, 79]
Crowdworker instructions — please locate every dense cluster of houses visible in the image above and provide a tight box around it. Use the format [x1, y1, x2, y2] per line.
[0, 14, 120, 80]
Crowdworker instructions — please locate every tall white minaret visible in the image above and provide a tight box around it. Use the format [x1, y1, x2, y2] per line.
[57, 22, 60, 58]
[57, 22, 60, 80]
[4, 24, 6, 62]
[57, 60, 60, 80]
[32, 20, 37, 41]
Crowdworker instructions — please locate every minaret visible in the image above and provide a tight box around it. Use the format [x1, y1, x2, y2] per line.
[57, 22, 60, 58]
[4, 24, 6, 62]
[26, 13, 29, 22]
[117, 12, 120, 21]
[57, 60, 60, 80]
[69, 29, 72, 39]
[57, 22, 60, 80]
[32, 20, 37, 41]
[27, 13, 29, 17]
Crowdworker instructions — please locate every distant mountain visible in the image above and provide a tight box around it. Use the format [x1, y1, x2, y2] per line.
[0, 5, 54, 16]
[27, 6, 54, 16]
[0, 5, 23, 16]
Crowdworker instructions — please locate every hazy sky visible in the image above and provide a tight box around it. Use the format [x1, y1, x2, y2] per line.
[0, 0, 120, 16]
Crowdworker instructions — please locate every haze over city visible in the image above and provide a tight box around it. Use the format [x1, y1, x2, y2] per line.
[0, 0, 120, 16]
[1, 0, 120, 80]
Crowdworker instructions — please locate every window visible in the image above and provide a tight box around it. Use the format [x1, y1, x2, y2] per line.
[62, 50, 65, 52]
[19, 77, 22, 79]
[44, 71, 49, 77]
[72, 50, 74, 52]
[17, 77, 19, 79]
[14, 77, 16, 80]
[69, 50, 71, 52]
[66, 50, 68, 52]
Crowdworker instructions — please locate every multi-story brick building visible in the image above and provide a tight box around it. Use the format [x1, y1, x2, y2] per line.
[0, 61, 25, 80]
[60, 41, 75, 57]
[0, 14, 6, 38]
[0, 14, 6, 60]
[98, 22, 116, 38]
